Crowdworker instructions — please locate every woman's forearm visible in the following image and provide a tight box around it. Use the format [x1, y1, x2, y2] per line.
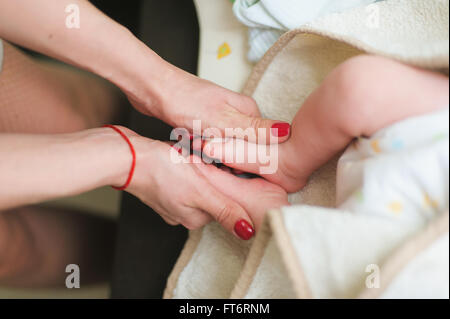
[0, 127, 131, 210]
[0, 0, 168, 109]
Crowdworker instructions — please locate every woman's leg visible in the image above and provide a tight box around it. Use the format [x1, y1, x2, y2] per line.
[0, 42, 123, 287]
[0, 41, 124, 134]
[0, 206, 116, 288]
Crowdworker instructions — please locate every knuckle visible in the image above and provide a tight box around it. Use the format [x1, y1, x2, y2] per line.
[161, 215, 179, 226]
[215, 204, 235, 225]
[166, 219, 180, 226]
[244, 95, 258, 111]
[183, 219, 203, 230]
[249, 116, 262, 132]
[183, 222, 196, 230]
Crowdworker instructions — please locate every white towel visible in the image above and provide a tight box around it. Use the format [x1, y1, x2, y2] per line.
[233, 0, 380, 62]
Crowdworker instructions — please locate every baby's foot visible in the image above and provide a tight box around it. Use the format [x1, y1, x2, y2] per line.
[202, 139, 309, 193]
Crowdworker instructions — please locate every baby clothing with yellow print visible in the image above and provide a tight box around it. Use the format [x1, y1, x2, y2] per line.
[337, 107, 449, 225]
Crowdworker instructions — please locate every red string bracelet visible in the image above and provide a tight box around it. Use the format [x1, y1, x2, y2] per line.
[103, 125, 136, 191]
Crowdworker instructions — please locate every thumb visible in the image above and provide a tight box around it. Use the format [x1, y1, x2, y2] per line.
[191, 163, 255, 240]
[197, 180, 255, 240]
[218, 108, 291, 144]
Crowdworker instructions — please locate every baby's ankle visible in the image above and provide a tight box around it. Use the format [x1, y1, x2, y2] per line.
[269, 144, 309, 193]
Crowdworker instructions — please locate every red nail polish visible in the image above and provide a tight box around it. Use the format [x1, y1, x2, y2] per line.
[234, 219, 255, 240]
[171, 145, 182, 154]
[271, 123, 290, 137]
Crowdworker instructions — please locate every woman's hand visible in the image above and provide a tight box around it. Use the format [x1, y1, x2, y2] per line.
[123, 59, 291, 144]
[0, 0, 290, 145]
[194, 164, 289, 231]
[0, 126, 255, 240]
[124, 133, 256, 239]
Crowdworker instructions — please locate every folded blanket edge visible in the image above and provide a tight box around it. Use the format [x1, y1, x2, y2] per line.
[243, 27, 449, 98]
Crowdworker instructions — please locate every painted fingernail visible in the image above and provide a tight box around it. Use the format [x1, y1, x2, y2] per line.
[234, 219, 255, 240]
[171, 145, 182, 154]
[271, 122, 290, 137]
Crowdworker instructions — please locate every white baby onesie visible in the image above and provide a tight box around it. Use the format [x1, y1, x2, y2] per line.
[337, 107, 449, 225]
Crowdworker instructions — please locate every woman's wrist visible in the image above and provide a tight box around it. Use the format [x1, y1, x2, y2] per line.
[83, 126, 139, 189]
[101, 27, 179, 118]
[60, 127, 138, 192]
[0, 127, 144, 211]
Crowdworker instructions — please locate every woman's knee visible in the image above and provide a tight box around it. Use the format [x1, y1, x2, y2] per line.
[0, 42, 118, 134]
[0, 209, 36, 284]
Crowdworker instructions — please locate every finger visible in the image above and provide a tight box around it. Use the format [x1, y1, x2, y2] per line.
[195, 163, 289, 231]
[220, 166, 232, 174]
[160, 214, 180, 226]
[202, 138, 280, 176]
[216, 107, 291, 144]
[196, 186, 255, 240]
[231, 169, 245, 175]
[189, 159, 255, 240]
[180, 208, 214, 230]
[226, 93, 261, 117]
[151, 204, 179, 225]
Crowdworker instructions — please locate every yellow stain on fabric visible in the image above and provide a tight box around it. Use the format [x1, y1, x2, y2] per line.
[370, 140, 382, 153]
[217, 42, 231, 59]
[424, 193, 439, 209]
[388, 201, 403, 214]
[355, 190, 364, 203]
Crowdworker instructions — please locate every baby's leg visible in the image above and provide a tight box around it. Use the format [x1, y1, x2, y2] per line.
[280, 55, 449, 191]
[204, 55, 449, 192]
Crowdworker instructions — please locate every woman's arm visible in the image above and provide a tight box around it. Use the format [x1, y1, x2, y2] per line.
[0, 128, 256, 240]
[0, 127, 131, 210]
[0, 0, 159, 104]
[0, 0, 289, 143]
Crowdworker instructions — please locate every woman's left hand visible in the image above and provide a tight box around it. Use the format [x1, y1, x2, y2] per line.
[124, 60, 291, 144]
[0, 0, 290, 145]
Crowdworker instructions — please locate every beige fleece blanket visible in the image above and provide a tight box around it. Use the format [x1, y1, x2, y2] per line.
[164, 0, 449, 299]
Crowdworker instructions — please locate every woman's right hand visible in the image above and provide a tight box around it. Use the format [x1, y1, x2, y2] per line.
[124, 133, 255, 240]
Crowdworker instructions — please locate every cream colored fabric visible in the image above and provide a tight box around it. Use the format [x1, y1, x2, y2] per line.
[194, 0, 253, 92]
[233, 0, 379, 62]
[164, 0, 449, 299]
[378, 232, 449, 299]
